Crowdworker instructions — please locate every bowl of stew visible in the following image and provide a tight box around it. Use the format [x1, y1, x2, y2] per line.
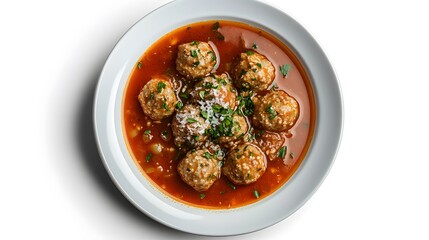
[94, 0, 343, 236]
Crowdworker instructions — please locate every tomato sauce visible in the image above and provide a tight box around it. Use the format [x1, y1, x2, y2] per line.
[122, 20, 315, 209]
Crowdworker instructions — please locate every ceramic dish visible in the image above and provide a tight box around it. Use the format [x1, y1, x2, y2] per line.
[93, 0, 342, 236]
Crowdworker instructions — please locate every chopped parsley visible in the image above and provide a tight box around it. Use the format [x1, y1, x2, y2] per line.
[240, 69, 247, 77]
[277, 146, 287, 159]
[144, 130, 151, 135]
[176, 101, 183, 110]
[204, 152, 213, 159]
[265, 104, 277, 119]
[173, 151, 181, 161]
[200, 193, 206, 199]
[190, 40, 199, 46]
[199, 90, 206, 99]
[237, 94, 254, 116]
[227, 182, 237, 190]
[145, 152, 153, 162]
[271, 84, 279, 91]
[187, 118, 198, 123]
[212, 21, 220, 31]
[190, 49, 198, 58]
[162, 100, 170, 111]
[256, 63, 262, 68]
[252, 43, 258, 49]
[179, 93, 189, 99]
[246, 50, 255, 55]
[157, 82, 166, 93]
[200, 110, 208, 120]
[193, 61, 200, 67]
[137, 61, 142, 69]
[208, 51, 216, 62]
[212, 21, 225, 40]
[218, 78, 227, 85]
[280, 64, 291, 77]
[253, 190, 260, 199]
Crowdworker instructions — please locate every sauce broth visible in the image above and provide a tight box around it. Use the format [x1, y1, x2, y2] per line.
[122, 20, 315, 209]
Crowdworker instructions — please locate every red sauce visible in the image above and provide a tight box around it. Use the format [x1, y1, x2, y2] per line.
[122, 20, 316, 209]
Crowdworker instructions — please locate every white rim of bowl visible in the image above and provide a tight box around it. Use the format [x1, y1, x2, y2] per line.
[93, 0, 343, 236]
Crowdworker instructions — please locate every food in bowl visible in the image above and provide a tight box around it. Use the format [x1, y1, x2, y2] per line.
[122, 20, 315, 209]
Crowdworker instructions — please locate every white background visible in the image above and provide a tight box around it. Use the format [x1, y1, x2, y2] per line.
[1, 0, 428, 239]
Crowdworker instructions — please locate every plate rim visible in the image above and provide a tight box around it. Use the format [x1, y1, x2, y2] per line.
[93, 0, 343, 236]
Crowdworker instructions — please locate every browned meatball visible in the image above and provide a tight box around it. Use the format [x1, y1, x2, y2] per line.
[177, 148, 222, 192]
[232, 51, 275, 93]
[190, 73, 237, 110]
[218, 115, 248, 149]
[138, 78, 178, 120]
[176, 41, 216, 79]
[172, 104, 210, 150]
[222, 143, 267, 185]
[251, 130, 285, 161]
[253, 90, 299, 132]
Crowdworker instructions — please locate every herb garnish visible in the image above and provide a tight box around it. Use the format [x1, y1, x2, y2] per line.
[227, 182, 237, 190]
[277, 146, 287, 159]
[157, 82, 166, 93]
[137, 61, 142, 69]
[204, 152, 212, 159]
[162, 100, 170, 111]
[179, 93, 188, 99]
[146, 152, 153, 162]
[193, 61, 200, 67]
[187, 118, 198, 123]
[199, 90, 206, 99]
[265, 104, 277, 119]
[252, 43, 258, 49]
[176, 101, 183, 110]
[201, 111, 208, 120]
[200, 193, 206, 199]
[144, 130, 151, 135]
[212, 21, 225, 40]
[253, 190, 260, 199]
[246, 50, 255, 55]
[190, 49, 198, 58]
[280, 64, 291, 77]
[208, 51, 216, 62]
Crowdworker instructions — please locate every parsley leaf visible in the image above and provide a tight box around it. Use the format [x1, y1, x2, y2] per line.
[187, 118, 198, 123]
[280, 64, 291, 77]
[277, 146, 287, 159]
[157, 82, 166, 93]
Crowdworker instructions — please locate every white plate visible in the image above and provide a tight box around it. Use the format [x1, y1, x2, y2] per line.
[93, 0, 343, 236]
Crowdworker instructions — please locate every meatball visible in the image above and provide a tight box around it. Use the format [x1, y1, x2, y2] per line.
[190, 73, 237, 109]
[177, 148, 222, 192]
[223, 143, 267, 185]
[138, 78, 178, 120]
[251, 130, 285, 161]
[218, 115, 248, 149]
[172, 104, 210, 150]
[252, 90, 299, 132]
[176, 41, 216, 79]
[232, 51, 275, 93]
